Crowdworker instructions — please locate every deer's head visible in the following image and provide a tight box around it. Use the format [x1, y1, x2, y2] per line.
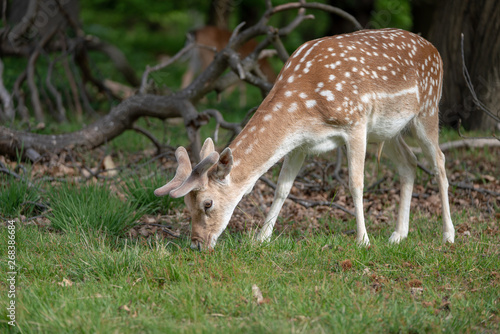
[154, 138, 235, 250]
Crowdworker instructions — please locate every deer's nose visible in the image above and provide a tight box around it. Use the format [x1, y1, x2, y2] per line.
[190, 237, 203, 251]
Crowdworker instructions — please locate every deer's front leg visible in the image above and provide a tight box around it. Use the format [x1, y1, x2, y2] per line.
[346, 131, 370, 246]
[257, 149, 306, 242]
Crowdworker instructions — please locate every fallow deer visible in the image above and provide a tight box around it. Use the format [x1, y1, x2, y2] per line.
[155, 28, 455, 250]
[181, 26, 276, 106]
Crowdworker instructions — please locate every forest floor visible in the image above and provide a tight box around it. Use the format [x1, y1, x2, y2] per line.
[0, 130, 499, 333]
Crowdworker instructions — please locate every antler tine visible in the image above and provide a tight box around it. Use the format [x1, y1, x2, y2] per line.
[169, 151, 219, 198]
[200, 138, 215, 160]
[154, 147, 192, 197]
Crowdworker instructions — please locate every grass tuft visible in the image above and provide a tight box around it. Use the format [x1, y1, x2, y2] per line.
[0, 173, 40, 218]
[49, 182, 143, 236]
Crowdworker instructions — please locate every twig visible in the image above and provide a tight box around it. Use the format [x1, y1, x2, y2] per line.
[27, 47, 44, 121]
[0, 58, 14, 120]
[367, 177, 386, 191]
[271, 1, 363, 31]
[69, 55, 95, 116]
[46, 54, 67, 122]
[0, 162, 36, 188]
[26, 26, 58, 122]
[411, 139, 500, 154]
[276, 7, 315, 37]
[12, 70, 29, 121]
[140, 42, 196, 95]
[461, 33, 500, 127]
[417, 162, 434, 176]
[450, 182, 500, 197]
[145, 223, 181, 238]
[201, 109, 243, 142]
[457, 119, 499, 140]
[131, 125, 163, 154]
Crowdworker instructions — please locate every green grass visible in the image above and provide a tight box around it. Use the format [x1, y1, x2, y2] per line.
[49, 182, 143, 236]
[121, 169, 184, 214]
[0, 172, 41, 219]
[1, 210, 498, 333]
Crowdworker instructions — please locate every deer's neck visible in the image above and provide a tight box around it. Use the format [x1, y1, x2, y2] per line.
[228, 103, 299, 192]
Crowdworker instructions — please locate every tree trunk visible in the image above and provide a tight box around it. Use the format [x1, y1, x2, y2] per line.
[425, 0, 500, 131]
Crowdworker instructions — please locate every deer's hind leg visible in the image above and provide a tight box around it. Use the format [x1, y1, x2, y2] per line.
[413, 113, 455, 243]
[383, 135, 418, 243]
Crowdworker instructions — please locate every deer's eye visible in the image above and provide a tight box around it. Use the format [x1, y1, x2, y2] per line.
[203, 199, 213, 211]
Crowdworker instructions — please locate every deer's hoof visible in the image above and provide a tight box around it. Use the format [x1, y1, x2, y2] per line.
[388, 232, 407, 244]
[443, 231, 455, 244]
[356, 236, 370, 247]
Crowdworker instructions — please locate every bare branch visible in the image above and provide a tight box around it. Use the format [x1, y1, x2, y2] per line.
[461, 33, 500, 124]
[0, 58, 14, 120]
[139, 42, 196, 95]
[271, 1, 363, 31]
[12, 70, 29, 121]
[131, 125, 163, 154]
[201, 109, 243, 142]
[276, 8, 315, 36]
[46, 55, 67, 122]
[85, 35, 140, 87]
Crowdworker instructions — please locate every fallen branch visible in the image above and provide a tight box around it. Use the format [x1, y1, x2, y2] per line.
[132, 125, 163, 154]
[411, 138, 500, 154]
[259, 175, 354, 216]
[450, 182, 500, 197]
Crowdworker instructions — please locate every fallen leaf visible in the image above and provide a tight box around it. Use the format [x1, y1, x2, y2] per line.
[252, 284, 270, 305]
[118, 304, 130, 312]
[252, 284, 263, 304]
[58, 278, 73, 287]
[408, 279, 423, 288]
[456, 223, 470, 234]
[422, 301, 433, 307]
[102, 155, 117, 176]
[480, 174, 495, 182]
[371, 282, 382, 292]
[410, 287, 424, 296]
[341, 259, 352, 271]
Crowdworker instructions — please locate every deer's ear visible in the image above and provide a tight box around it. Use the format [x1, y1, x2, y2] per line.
[214, 147, 233, 180]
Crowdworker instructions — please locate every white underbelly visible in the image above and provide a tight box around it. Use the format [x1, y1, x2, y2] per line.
[303, 133, 345, 154]
[367, 114, 415, 142]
